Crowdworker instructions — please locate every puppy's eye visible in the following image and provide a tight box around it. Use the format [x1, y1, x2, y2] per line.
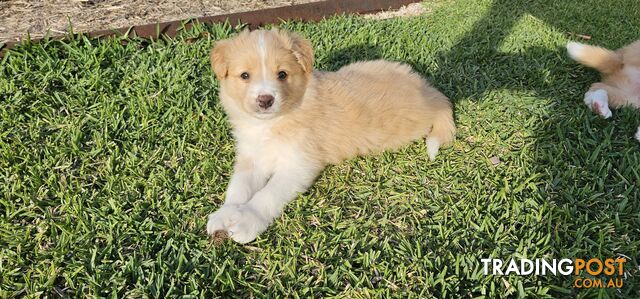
[277, 71, 288, 81]
[241, 72, 250, 80]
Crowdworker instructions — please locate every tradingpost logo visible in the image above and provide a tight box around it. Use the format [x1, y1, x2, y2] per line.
[481, 258, 628, 289]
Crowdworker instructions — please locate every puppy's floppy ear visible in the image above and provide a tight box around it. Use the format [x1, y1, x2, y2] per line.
[210, 41, 228, 79]
[284, 31, 314, 73]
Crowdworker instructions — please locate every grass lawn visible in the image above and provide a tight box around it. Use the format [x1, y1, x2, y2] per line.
[1, 0, 639, 297]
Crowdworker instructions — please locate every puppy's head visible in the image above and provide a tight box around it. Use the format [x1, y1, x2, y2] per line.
[210, 29, 313, 119]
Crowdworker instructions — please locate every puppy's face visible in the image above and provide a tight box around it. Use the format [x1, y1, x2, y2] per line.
[210, 29, 314, 119]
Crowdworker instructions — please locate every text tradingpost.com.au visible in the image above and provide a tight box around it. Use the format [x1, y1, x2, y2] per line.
[481, 258, 628, 289]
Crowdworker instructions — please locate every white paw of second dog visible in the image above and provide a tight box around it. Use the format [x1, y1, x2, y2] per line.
[583, 89, 612, 119]
[635, 127, 640, 142]
[207, 205, 269, 244]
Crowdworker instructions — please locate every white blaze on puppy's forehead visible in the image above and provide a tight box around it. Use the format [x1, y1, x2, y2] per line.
[258, 31, 268, 81]
[252, 31, 277, 99]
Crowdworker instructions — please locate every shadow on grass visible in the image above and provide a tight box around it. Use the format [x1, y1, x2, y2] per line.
[321, 0, 639, 297]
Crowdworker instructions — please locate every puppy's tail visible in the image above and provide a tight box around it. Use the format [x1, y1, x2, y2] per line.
[426, 107, 456, 161]
[566, 42, 622, 75]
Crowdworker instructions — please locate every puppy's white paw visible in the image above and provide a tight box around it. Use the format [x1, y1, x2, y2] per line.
[207, 205, 268, 244]
[635, 127, 640, 142]
[206, 205, 234, 236]
[226, 207, 269, 244]
[584, 89, 612, 119]
[426, 137, 441, 161]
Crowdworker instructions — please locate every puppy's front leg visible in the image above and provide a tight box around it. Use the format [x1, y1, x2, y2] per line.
[210, 160, 321, 244]
[224, 155, 268, 205]
[206, 155, 268, 236]
[247, 162, 321, 222]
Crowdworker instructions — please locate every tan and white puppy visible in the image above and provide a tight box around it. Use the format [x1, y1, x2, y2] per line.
[567, 40, 640, 141]
[206, 29, 456, 243]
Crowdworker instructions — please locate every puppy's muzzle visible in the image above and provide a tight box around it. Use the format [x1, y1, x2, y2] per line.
[256, 94, 275, 110]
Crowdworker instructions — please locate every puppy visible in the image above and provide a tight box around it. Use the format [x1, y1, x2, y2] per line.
[567, 40, 640, 141]
[206, 29, 456, 243]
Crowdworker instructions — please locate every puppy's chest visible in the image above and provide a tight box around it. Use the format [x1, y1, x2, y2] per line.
[234, 124, 298, 173]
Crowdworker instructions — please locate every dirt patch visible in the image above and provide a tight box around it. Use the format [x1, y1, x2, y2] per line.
[364, 2, 427, 20]
[0, 0, 319, 43]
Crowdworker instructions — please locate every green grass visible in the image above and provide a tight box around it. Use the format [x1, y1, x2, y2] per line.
[1, 0, 639, 297]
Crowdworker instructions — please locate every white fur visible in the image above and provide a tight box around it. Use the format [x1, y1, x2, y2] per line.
[426, 138, 440, 161]
[635, 127, 640, 142]
[207, 118, 321, 243]
[584, 89, 612, 118]
[206, 204, 269, 244]
[259, 32, 267, 79]
[566, 42, 584, 60]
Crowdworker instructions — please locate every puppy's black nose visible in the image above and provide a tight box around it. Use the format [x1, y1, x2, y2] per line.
[257, 94, 274, 109]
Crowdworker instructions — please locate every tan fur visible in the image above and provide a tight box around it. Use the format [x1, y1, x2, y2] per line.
[269, 60, 455, 164]
[206, 29, 455, 243]
[212, 29, 455, 166]
[569, 43, 622, 75]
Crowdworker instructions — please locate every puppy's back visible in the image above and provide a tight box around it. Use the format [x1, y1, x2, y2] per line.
[333, 60, 449, 108]
[306, 60, 454, 163]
